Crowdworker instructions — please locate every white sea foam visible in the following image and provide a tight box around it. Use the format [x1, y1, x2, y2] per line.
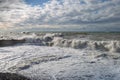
[0, 45, 120, 80]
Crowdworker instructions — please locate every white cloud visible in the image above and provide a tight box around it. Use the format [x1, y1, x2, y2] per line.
[23, 0, 120, 25]
[0, 0, 120, 31]
[0, 0, 41, 28]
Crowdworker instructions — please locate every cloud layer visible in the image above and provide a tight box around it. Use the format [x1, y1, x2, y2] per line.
[0, 0, 120, 31]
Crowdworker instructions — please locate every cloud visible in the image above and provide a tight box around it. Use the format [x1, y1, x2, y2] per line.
[0, 0, 120, 31]
[0, 0, 41, 28]
[22, 0, 120, 25]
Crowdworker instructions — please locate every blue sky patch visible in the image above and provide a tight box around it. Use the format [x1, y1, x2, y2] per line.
[100, 0, 110, 2]
[24, 0, 49, 6]
[80, 1, 86, 5]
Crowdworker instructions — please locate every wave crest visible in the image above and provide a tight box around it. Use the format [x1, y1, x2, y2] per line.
[0, 33, 120, 52]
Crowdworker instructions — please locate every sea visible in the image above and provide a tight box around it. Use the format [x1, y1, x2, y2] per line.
[0, 32, 120, 80]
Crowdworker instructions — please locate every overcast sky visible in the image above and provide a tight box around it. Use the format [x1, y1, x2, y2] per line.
[0, 0, 120, 32]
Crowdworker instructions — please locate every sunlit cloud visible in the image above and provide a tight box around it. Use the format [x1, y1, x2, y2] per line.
[0, 22, 13, 29]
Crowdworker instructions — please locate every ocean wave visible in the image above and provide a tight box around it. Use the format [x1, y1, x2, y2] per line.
[52, 37, 120, 52]
[0, 33, 120, 52]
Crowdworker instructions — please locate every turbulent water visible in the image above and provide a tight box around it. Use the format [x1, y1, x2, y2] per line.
[0, 32, 120, 80]
[0, 32, 120, 52]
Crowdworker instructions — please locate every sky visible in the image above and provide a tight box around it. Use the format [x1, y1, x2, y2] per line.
[0, 0, 120, 32]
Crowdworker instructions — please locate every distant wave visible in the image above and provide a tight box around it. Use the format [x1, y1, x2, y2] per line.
[0, 33, 120, 53]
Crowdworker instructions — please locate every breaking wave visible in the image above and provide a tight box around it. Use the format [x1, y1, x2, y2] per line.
[0, 33, 120, 53]
[52, 38, 120, 53]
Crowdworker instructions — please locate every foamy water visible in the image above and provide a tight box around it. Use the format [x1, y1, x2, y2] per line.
[0, 32, 120, 80]
[0, 32, 120, 52]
